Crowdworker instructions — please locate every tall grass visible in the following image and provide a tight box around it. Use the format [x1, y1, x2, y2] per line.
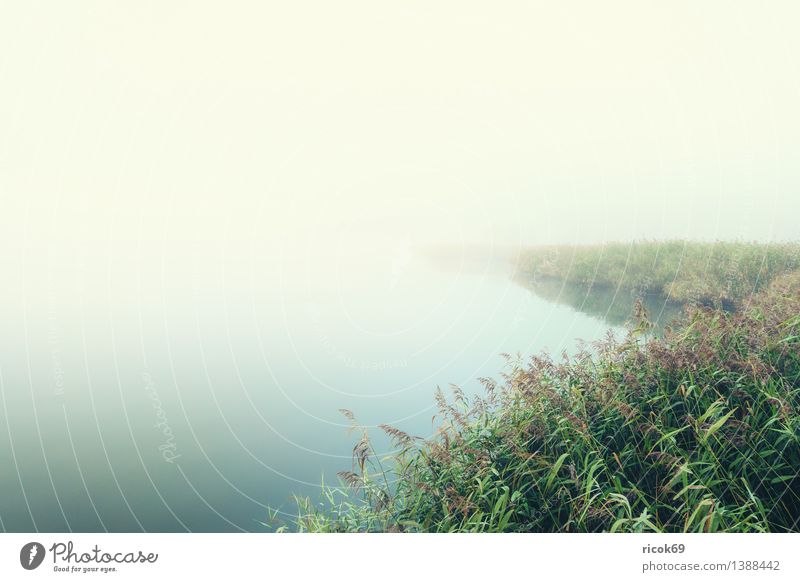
[517, 241, 800, 307]
[286, 268, 800, 532]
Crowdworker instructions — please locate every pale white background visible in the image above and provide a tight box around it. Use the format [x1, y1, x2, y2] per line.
[0, 533, 798, 581]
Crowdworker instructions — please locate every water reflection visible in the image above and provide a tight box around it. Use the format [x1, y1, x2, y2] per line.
[514, 276, 685, 333]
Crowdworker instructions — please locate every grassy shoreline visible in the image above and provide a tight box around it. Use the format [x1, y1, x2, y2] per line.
[285, 242, 800, 532]
[517, 241, 800, 308]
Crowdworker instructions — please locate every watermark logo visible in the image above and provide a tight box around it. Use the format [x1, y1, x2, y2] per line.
[20, 542, 46, 570]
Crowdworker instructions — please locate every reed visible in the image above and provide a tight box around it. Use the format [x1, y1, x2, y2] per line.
[282, 246, 800, 533]
[517, 240, 800, 308]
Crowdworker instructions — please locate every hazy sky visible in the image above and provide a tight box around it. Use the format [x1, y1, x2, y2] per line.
[5, 4, 800, 534]
[2, 1, 799, 283]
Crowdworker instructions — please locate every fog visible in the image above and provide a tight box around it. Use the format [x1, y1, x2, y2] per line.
[2, 1, 800, 532]
[3, 3, 800, 287]
[2, 1, 800, 323]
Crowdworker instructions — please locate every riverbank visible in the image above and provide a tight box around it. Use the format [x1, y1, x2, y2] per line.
[517, 241, 800, 308]
[286, 243, 800, 532]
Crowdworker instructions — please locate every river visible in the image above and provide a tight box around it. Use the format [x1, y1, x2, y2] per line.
[0, 247, 639, 532]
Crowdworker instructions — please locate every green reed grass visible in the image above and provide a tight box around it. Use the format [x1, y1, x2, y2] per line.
[281, 247, 800, 533]
[517, 240, 800, 307]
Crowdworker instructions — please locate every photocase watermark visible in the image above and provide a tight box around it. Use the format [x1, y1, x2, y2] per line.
[143, 370, 181, 464]
[48, 294, 65, 397]
[20, 542, 46, 570]
[18, 540, 159, 574]
[306, 304, 408, 371]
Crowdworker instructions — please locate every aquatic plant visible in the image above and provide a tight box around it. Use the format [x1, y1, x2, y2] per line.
[517, 241, 800, 308]
[285, 268, 800, 532]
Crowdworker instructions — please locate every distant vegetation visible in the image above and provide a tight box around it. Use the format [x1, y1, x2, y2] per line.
[517, 241, 800, 308]
[282, 242, 800, 533]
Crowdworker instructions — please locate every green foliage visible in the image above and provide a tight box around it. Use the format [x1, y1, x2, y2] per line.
[281, 256, 800, 533]
[517, 240, 800, 307]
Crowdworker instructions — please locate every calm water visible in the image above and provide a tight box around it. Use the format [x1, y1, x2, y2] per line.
[0, 251, 633, 532]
